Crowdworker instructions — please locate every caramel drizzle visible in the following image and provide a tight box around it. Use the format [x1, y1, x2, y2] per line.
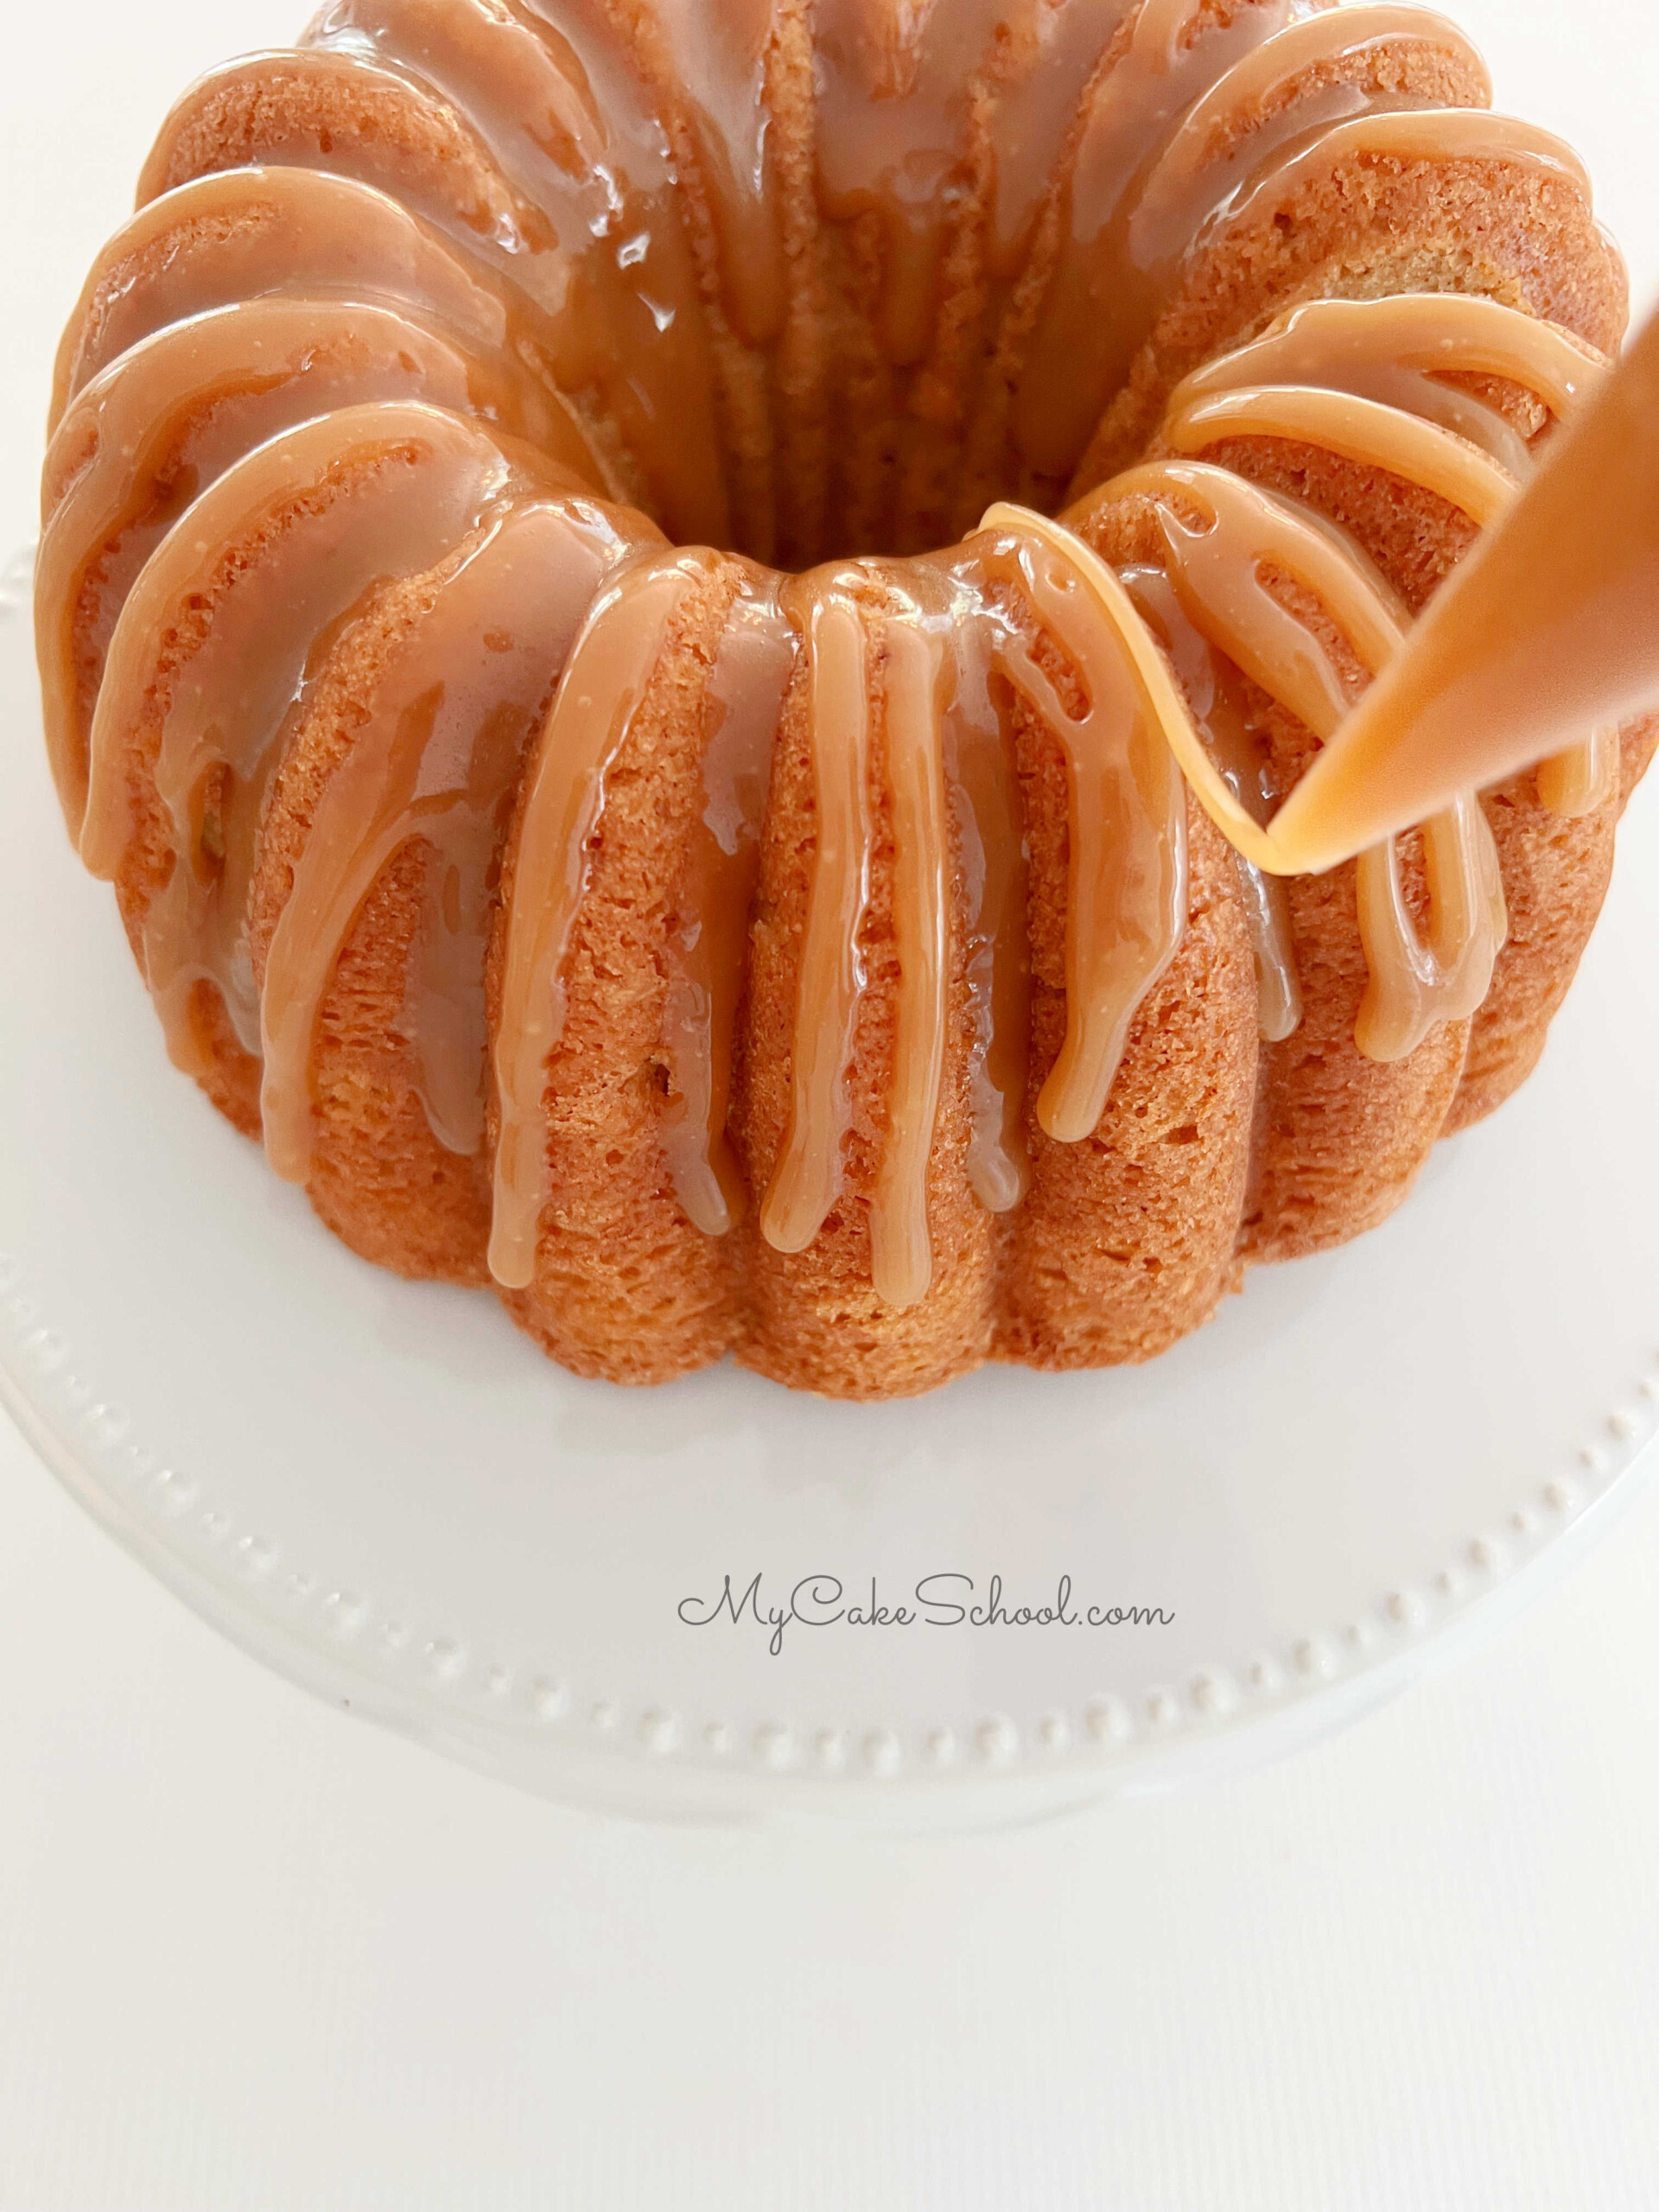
[1169, 292, 1605, 478]
[1016, 3, 1496, 482]
[1224, 104, 1592, 237]
[1165, 293, 1615, 814]
[1272, 297, 1659, 868]
[48, 13, 1629, 1321]
[1130, 7, 1492, 274]
[489, 547, 712, 1290]
[1104, 461, 1406, 725]
[39, 295, 591, 842]
[870, 606, 951, 1309]
[1355, 792, 1508, 1061]
[260, 495, 635, 1180]
[1124, 563, 1302, 1042]
[756, 575, 875, 1258]
[645, 0, 783, 350]
[111, 0, 1590, 573]
[1166, 383, 1517, 528]
[79, 405, 543, 1081]
[980, 505, 1191, 1143]
[1231, 848, 1305, 1046]
[657, 579, 794, 1237]
[1535, 725, 1619, 818]
[50, 165, 524, 430]
[302, 0, 732, 545]
[809, 0, 1146, 368]
[753, 563, 1009, 1294]
[1013, 0, 1294, 480]
[1076, 461, 1507, 1058]
[931, 582, 1032, 1214]
[1092, 307, 1610, 885]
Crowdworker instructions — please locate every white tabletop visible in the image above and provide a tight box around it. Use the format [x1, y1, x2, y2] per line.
[5, 4, 1659, 2205]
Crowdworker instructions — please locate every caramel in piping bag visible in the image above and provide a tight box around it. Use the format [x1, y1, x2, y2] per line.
[1268, 300, 1659, 874]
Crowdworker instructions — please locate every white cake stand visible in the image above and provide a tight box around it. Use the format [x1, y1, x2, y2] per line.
[3, 543, 1656, 1827]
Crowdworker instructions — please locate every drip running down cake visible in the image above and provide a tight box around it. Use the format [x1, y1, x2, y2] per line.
[37, 0, 1656, 1398]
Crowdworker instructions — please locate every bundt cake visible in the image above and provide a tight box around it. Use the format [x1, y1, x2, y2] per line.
[36, 0, 1656, 1398]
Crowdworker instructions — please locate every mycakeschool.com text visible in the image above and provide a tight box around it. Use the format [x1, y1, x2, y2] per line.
[677, 1574, 1174, 1656]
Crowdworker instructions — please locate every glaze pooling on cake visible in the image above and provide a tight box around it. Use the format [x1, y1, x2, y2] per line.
[116, 0, 1549, 562]
[257, 491, 637, 1179]
[79, 408, 582, 1086]
[656, 582, 795, 1240]
[490, 544, 720, 1288]
[38, 0, 1652, 1395]
[978, 511, 1192, 1144]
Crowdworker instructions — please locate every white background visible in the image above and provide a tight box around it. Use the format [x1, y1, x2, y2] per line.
[4, 3, 1659, 2204]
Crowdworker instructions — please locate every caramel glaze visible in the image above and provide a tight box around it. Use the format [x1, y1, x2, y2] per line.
[258, 494, 639, 1185]
[48, 166, 563, 433]
[1154, 280, 1638, 1107]
[135, 25, 730, 544]
[490, 547, 719, 1289]
[977, 509, 1190, 1142]
[46, 0, 1647, 1366]
[1014, 3, 1496, 481]
[657, 582, 795, 1239]
[128, 3, 1611, 568]
[79, 404, 589, 1110]
[477, 398, 1512, 1324]
[1160, 291, 1618, 817]
[753, 572, 877, 1267]
[39, 295, 605, 839]
[480, 266, 1600, 1312]
[1124, 564, 1304, 1043]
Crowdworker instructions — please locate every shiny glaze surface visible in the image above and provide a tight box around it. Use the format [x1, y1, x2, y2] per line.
[41, 0, 1636, 1320]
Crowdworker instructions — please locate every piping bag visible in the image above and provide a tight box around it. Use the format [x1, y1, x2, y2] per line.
[1264, 297, 1659, 876]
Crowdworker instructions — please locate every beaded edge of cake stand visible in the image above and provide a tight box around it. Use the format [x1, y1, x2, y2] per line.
[3, 1247, 1656, 1791]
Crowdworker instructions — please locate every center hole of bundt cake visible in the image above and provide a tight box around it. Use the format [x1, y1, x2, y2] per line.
[777, 487, 1052, 569]
[706, 434, 1064, 573]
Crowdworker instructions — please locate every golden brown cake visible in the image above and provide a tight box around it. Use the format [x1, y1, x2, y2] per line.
[37, 0, 1655, 1398]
